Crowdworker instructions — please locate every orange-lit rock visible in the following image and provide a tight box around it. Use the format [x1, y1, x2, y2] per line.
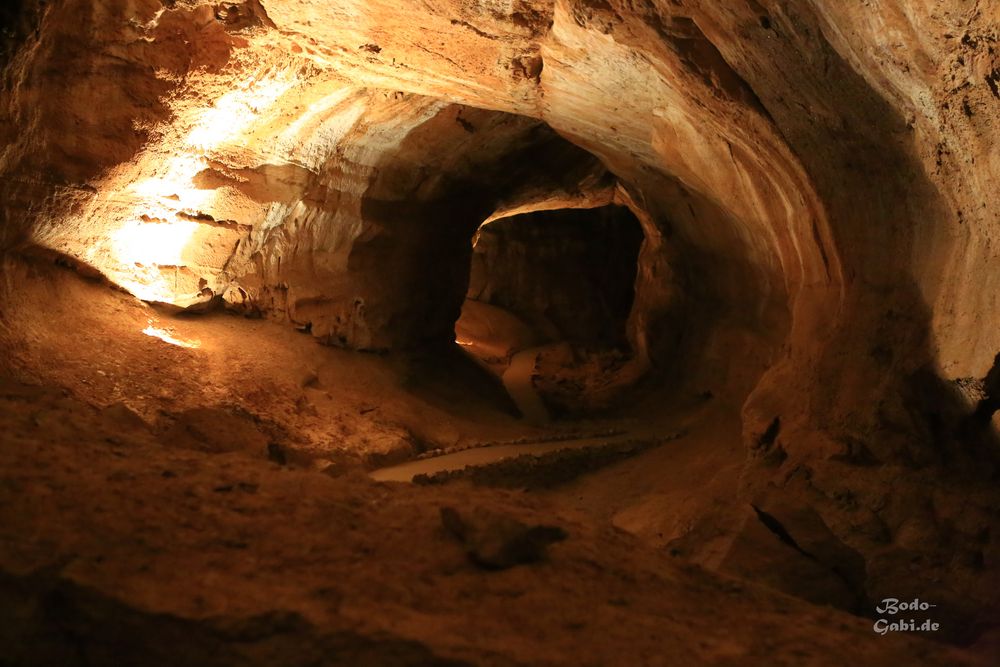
[1, 0, 999, 663]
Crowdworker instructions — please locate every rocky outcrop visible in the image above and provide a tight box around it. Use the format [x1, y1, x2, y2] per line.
[3, 0, 1000, 656]
[0, 568, 466, 667]
[0, 378, 982, 666]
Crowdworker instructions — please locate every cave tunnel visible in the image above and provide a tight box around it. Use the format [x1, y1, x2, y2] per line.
[456, 204, 646, 419]
[1, 0, 999, 664]
[463, 205, 643, 351]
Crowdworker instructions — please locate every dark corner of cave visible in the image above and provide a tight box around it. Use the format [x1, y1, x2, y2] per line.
[0, 0, 998, 665]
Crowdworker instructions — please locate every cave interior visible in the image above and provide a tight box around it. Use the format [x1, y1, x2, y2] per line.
[1, 0, 999, 665]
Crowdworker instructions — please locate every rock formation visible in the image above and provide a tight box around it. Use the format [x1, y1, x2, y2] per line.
[1, 0, 999, 664]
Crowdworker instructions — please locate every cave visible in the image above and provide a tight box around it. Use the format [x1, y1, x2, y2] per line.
[1, 0, 999, 665]
[465, 205, 643, 351]
[457, 204, 646, 419]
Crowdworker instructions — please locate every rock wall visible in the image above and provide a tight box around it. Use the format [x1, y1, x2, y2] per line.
[2, 0, 1000, 638]
[1, 0, 823, 388]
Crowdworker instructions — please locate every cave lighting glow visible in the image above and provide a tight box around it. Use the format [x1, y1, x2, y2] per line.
[111, 219, 199, 267]
[108, 216, 200, 303]
[104, 71, 297, 304]
[141, 324, 201, 349]
[185, 72, 298, 150]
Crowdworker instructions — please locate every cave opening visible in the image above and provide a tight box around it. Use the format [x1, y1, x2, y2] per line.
[4, 0, 1000, 662]
[455, 203, 646, 419]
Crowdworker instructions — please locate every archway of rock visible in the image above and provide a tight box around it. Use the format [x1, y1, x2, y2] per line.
[457, 204, 646, 418]
[6, 2, 1000, 661]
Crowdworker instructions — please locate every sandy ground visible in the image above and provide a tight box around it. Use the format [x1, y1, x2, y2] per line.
[0, 258, 991, 665]
[0, 257, 599, 469]
[0, 377, 982, 666]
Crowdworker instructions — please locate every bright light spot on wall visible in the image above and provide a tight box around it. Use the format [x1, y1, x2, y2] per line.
[128, 156, 216, 212]
[111, 219, 199, 267]
[142, 324, 201, 349]
[64, 69, 303, 307]
[107, 217, 201, 303]
[185, 73, 297, 151]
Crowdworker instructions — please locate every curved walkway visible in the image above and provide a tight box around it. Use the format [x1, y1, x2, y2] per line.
[369, 431, 638, 483]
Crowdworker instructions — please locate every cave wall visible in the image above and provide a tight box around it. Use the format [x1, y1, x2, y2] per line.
[216, 99, 601, 349]
[0, 0, 997, 495]
[3, 0, 1000, 638]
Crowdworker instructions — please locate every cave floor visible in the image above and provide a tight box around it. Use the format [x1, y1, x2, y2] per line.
[0, 261, 988, 665]
[0, 378, 979, 666]
[1, 259, 613, 467]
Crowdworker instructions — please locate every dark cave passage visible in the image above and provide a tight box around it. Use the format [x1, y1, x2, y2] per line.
[464, 205, 644, 350]
[454, 204, 647, 418]
[2, 0, 1000, 664]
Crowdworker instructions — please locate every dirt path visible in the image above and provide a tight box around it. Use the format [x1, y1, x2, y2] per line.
[370, 396, 724, 484]
[370, 431, 639, 483]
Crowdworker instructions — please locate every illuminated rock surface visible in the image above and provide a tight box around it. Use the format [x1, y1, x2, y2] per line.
[1, 0, 999, 663]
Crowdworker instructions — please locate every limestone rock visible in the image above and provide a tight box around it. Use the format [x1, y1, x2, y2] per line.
[440, 506, 567, 570]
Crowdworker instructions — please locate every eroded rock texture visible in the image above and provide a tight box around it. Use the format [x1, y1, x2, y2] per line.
[2, 0, 1000, 663]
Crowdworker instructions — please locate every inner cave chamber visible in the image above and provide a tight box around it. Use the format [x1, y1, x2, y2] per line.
[1, 0, 1000, 664]
[457, 203, 646, 417]
[462, 205, 643, 353]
